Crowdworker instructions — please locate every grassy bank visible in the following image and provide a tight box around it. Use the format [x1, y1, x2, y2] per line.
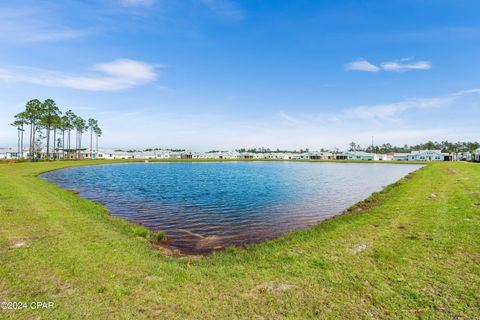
[0, 161, 479, 319]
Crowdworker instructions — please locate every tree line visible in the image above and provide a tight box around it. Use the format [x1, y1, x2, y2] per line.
[236, 141, 480, 155]
[11, 99, 102, 161]
[350, 141, 480, 154]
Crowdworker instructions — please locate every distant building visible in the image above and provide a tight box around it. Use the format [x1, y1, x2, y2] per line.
[407, 150, 447, 161]
[393, 153, 410, 161]
[307, 152, 335, 160]
[475, 148, 480, 162]
[0, 148, 19, 159]
[239, 153, 254, 159]
[345, 151, 374, 161]
[373, 154, 388, 161]
[96, 150, 115, 160]
[113, 151, 133, 159]
[455, 152, 472, 161]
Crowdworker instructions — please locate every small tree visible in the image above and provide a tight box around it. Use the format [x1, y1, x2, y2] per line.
[59, 115, 70, 160]
[11, 112, 28, 159]
[24, 99, 43, 161]
[94, 126, 102, 157]
[73, 116, 87, 160]
[40, 99, 60, 160]
[65, 110, 77, 158]
[87, 118, 98, 159]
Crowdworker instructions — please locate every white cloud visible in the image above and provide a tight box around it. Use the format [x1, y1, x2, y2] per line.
[343, 88, 480, 121]
[346, 58, 432, 73]
[278, 111, 303, 126]
[344, 97, 452, 121]
[119, 0, 156, 7]
[381, 58, 432, 72]
[197, 0, 244, 19]
[453, 88, 480, 96]
[0, 59, 160, 91]
[1, 88, 479, 151]
[344, 59, 380, 72]
[93, 110, 465, 151]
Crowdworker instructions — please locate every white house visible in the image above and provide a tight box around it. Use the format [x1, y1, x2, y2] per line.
[408, 150, 446, 161]
[113, 151, 133, 159]
[455, 152, 472, 161]
[0, 148, 18, 159]
[205, 151, 239, 159]
[308, 152, 335, 160]
[475, 148, 480, 162]
[393, 153, 410, 161]
[154, 151, 171, 159]
[373, 154, 388, 161]
[95, 149, 115, 159]
[345, 151, 375, 161]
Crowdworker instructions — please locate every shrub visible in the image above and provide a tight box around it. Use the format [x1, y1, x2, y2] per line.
[224, 245, 237, 253]
[133, 226, 149, 238]
[149, 231, 167, 242]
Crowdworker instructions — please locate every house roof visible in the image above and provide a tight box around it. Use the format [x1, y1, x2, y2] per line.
[410, 150, 442, 155]
[347, 151, 374, 156]
[0, 148, 17, 153]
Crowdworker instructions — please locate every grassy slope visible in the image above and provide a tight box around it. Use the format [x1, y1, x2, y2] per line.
[0, 160, 479, 319]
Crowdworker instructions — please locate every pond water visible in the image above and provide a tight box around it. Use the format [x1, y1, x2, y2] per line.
[40, 161, 422, 254]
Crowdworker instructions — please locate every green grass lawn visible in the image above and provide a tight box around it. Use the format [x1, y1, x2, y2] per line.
[0, 160, 479, 319]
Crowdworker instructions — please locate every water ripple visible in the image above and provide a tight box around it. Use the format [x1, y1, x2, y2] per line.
[40, 161, 421, 254]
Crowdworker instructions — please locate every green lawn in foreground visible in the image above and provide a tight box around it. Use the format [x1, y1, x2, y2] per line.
[0, 160, 479, 319]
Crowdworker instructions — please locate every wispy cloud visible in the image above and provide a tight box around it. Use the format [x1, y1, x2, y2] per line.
[1, 89, 477, 150]
[0, 6, 91, 43]
[381, 58, 432, 72]
[344, 97, 451, 120]
[196, 0, 244, 19]
[344, 88, 479, 121]
[278, 111, 304, 126]
[0, 59, 161, 91]
[345, 57, 432, 73]
[344, 59, 380, 72]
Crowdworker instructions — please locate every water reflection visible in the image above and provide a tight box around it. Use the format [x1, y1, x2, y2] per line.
[41, 162, 422, 254]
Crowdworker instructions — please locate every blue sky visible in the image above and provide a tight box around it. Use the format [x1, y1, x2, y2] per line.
[0, 0, 479, 150]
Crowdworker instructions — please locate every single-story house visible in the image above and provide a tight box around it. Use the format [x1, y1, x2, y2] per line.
[155, 151, 171, 159]
[385, 153, 395, 161]
[346, 151, 374, 161]
[475, 148, 480, 162]
[455, 153, 472, 161]
[239, 153, 254, 159]
[142, 152, 157, 159]
[373, 154, 388, 161]
[0, 148, 19, 159]
[393, 153, 410, 161]
[94, 149, 115, 159]
[308, 152, 334, 160]
[210, 151, 239, 159]
[114, 151, 133, 159]
[408, 150, 447, 161]
[180, 152, 193, 159]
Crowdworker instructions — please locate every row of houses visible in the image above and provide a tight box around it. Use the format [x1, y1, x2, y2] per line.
[1, 148, 480, 162]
